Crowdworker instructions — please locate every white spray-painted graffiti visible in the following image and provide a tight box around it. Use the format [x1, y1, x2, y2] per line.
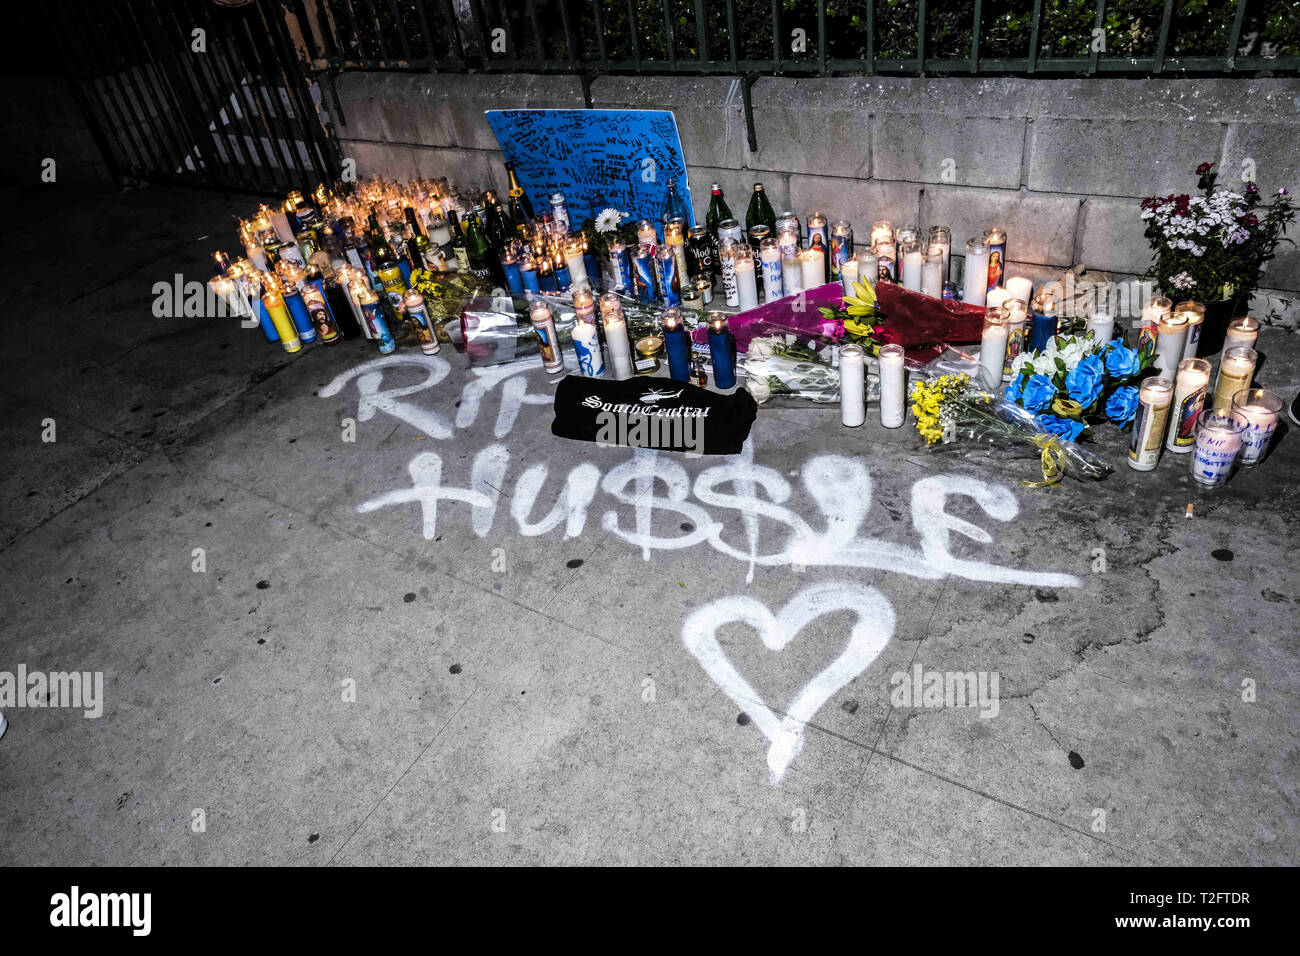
[321, 355, 1081, 784]
[683, 583, 894, 784]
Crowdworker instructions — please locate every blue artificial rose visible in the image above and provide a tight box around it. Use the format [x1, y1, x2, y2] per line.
[1065, 354, 1105, 408]
[1104, 342, 1141, 379]
[1004, 375, 1025, 402]
[1106, 385, 1140, 426]
[1036, 414, 1086, 442]
[1020, 374, 1056, 413]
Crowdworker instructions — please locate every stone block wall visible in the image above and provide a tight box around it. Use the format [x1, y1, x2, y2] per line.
[326, 72, 1300, 323]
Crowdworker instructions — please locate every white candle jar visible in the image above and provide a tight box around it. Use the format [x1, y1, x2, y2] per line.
[1230, 387, 1282, 466]
[1189, 410, 1244, 487]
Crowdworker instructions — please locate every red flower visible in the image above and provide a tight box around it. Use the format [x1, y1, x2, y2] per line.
[1244, 212, 1259, 227]
[1196, 162, 1215, 176]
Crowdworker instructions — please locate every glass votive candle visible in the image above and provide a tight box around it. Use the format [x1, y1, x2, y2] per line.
[1128, 376, 1174, 471]
[1211, 345, 1257, 413]
[1231, 387, 1282, 466]
[696, 276, 713, 306]
[1189, 410, 1245, 487]
[1225, 315, 1260, 350]
[1166, 357, 1212, 453]
[1174, 300, 1206, 360]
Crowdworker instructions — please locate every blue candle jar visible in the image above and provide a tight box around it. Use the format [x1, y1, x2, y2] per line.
[706, 311, 736, 389]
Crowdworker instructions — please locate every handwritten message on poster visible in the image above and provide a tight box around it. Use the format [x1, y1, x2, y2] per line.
[485, 109, 694, 230]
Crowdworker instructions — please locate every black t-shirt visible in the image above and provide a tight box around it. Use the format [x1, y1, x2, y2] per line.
[551, 375, 758, 455]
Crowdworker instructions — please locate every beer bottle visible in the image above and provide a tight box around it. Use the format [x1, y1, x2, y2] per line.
[745, 183, 776, 244]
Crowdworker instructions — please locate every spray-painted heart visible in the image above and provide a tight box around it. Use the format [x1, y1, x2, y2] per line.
[682, 582, 895, 784]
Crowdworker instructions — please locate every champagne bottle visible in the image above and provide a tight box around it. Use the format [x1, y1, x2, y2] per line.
[404, 206, 438, 271]
[505, 161, 535, 220]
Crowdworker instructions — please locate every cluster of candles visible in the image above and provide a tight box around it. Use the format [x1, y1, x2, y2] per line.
[1128, 300, 1276, 484]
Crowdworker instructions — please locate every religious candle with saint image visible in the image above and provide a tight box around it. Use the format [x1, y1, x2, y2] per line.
[1167, 357, 1211, 453]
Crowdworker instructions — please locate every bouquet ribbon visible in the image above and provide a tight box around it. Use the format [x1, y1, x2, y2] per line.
[1021, 434, 1066, 488]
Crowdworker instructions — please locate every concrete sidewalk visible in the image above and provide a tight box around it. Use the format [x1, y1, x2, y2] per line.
[0, 183, 1296, 865]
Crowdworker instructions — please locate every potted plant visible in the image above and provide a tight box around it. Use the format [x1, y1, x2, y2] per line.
[1140, 163, 1293, 352]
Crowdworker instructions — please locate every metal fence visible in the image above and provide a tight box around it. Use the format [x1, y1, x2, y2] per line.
[295, 0, 1300, 77]
[53, 0, 340, 194]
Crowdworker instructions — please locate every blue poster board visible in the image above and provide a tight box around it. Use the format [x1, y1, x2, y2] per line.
[485, 108, 694, 231]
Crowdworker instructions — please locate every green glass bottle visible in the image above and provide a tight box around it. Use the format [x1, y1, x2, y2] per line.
[463, 211, 495, 284]
[704, 183, 731, 273]
[448, 211, 470, 272]
[744, 182, 776, 244]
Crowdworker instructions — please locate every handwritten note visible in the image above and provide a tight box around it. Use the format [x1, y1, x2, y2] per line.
[485, 109, 694, 229]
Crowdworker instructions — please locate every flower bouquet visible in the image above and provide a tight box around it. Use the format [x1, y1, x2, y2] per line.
[1140, 162, 1294, 323]
[1003, 332, 1157, 440]
[409, 267, 497, 341]
[911, 371, 1112, 485]
[741, 333, 882, 406]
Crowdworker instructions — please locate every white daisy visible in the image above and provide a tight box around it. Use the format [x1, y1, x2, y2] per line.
[595, 208, 626, 233]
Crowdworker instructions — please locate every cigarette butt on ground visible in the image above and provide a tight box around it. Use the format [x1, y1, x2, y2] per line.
[1185, 503, 1194, 519]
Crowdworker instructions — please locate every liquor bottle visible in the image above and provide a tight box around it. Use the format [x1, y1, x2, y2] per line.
[404, 206, 436, 271]
[506, 191, 531, 242]
[463, 211, 495, 284]
[661, 179, 689, 229]
[704, 183, 731, 273]
[482, 191, 508, 254]
[449, 211, 470, 272]
[505, 161, 535, 220]
[745, 182, 777, 244]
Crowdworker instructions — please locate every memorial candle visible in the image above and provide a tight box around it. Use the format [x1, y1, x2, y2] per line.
[901, 244, 924, 292]
[1137, 294, 1173, 358]
[984, 226, 1007, 291]
[1001, 298, 1028, 381]
[839, 344, 866, 427]
[985, 286, 1009, 312]
[839, 257, 859, 296]
[1086, 312, 1115, 345]
[707, 311, 737, 389]
[719, 239, 740, 307]
[599, 293, 635, 379]
[662, 307, 692, 382]
[878, 344, 906, 428]
[1166, 357, 1212, 453]
[928, 225, 951, 282]
[1211, 345, 1257, 413]
[1189, 410, 1244, 487]
[962, 237, 990, 307]
[1174, 300, 1206, 360]
[777, 225, 800, 259]
[855, 250, 878, 289]
[920, 249, 944, 297]
[1225, 315, 1260, 350]
[1128, 376, 1173, 471]
[734, 243, 759, 310]
[871, 220, 896, 280]
[1005, 276, 1033, 305]
[570, 288, 605, 378]
[760, 237, 784, 300]
[1231, 387, 1282, 465]
[1153, 311, 1188, 376]
[800, 247, 825, 290]
[979, 308, 1010, 389]
[564, 237, 588, 289]
[529, 300, 565, 374]
[782, 254, 802, 295]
